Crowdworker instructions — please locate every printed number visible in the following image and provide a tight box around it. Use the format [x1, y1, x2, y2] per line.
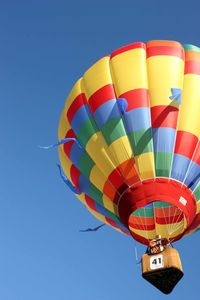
[152, 257, 162, 265]
[150, 255, 163, 270]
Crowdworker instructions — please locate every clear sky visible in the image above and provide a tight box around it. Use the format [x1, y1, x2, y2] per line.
[1, 0, 200, 299]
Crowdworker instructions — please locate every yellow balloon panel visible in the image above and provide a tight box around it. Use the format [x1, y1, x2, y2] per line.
[178, 74, 200, 137]
[58, 110, 70, 140]
[86, 132, 116, 177]
[83, 56, 112, 99]
[110, 47, 148, 96]
[58, 146, 73, 180]
[64, 78, 83, 111]
[135, 152, 155, 180]
[147, 56, 184, 107]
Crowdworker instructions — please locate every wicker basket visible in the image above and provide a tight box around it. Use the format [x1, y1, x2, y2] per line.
[142, 247, 183, 294]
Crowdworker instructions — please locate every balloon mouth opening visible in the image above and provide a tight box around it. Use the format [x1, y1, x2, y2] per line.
[117, 178, 197, 245]
[128, 200, 187, 244]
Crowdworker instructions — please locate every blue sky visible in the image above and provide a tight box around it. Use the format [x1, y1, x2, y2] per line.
[1, 0, 200, 299]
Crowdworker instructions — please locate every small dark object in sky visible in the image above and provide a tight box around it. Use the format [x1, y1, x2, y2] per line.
[79, 224, 105, 232]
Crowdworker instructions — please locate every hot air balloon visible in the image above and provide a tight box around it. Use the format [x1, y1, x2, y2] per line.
[58, 40, 200, 293]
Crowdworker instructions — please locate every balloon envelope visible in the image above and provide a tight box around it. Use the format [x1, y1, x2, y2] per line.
[58, 40, 200, 245]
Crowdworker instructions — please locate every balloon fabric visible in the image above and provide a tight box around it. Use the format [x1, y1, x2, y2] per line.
[58, 40, 200, 245]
